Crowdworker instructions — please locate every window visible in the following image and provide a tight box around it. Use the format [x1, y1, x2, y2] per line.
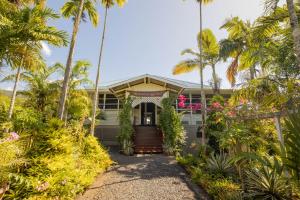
[98, 94, 105, 109]
[182, 121, 189, 125]
[98, 94, 119, 110]
[105, 94, 118, 109]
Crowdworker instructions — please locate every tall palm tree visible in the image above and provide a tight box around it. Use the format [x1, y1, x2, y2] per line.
[0, 4, 68, 119]
[58, 0, 98, 120]
[90, 0, 126, 135]
[196, 0, 213, 145]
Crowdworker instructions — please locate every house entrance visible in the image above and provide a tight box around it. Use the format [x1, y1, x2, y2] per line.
[141, 103, 156, 126]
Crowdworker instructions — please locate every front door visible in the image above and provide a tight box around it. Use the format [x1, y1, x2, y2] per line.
[141, 103, 155, 126]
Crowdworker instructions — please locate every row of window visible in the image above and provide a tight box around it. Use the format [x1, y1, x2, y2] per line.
[98, 94, 120, 109]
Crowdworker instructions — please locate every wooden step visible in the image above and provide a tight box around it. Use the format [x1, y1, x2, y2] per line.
[134, 146, 163, 153]
[134, 126, 163, 154]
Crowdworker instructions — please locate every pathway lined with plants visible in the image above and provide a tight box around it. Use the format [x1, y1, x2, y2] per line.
[77, 149, 209, 200]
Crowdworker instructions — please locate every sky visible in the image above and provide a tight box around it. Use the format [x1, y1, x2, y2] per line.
[0, 0, 282, 90]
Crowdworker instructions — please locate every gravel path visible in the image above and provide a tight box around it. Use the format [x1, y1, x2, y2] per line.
[77, 148, 209, 200]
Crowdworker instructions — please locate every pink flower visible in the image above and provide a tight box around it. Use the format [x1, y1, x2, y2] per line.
[8, 132, 19, 141]
[178, 101, 185, 108]
[0, 132, 20, 144]
[187, 103, 202, 111]
[178, 95, 187, 101]
[211, 102, 223, 109]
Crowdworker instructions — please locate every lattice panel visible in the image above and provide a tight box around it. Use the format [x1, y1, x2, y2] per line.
[131, 92, 168, 107]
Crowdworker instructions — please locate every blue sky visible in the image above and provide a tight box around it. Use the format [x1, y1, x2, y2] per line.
[1, 0, 282, 90]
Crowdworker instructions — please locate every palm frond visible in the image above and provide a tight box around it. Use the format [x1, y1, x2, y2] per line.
[226, 55, 239, 86]
[173, 59, 199, 75]
[181, 48, 200, 57]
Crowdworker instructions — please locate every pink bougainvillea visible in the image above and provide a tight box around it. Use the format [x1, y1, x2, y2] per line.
[177, 95, 202, 111]
[178, 101, 186, 108]
[178, 95, 187, 101]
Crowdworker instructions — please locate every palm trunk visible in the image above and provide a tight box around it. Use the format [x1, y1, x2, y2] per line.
[211, 63, 219, 94]
[8, 66, 22, 119]
[90, 6, 109, 135]
[286, 0, 300, 69]
[199, 0, 206, 145]
[58, 0, 85, 120]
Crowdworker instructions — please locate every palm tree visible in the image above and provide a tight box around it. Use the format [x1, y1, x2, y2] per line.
[56, 60, 92, 123]
[200, 29, 220, 93]
[173, 29, 220, 93]
[2, 64, 62, 118]
[220, 17, 259, 86]
[90, 0, 127, 135]
[0, 4, 68, 119]
[192, 0, 214, 145]
[58, 0, 98, 120]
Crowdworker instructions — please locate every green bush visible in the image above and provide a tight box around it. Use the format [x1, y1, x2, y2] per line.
[159, 97, 185, 155]
[118, 97, 134, 155]
[207, 179, 242, 200]
[1, 120, 112, 200]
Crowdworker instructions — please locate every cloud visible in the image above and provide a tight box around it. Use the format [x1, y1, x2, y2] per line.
[41, 41, 52, 57]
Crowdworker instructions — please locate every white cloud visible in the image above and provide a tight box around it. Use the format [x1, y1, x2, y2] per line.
[41, 41, 52, 57]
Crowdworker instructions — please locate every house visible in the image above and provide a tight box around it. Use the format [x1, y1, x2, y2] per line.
[88, 74, 232, 153]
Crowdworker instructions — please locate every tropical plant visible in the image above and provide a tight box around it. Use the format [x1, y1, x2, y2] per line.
[159, 97, 185, 155]
[0, 3, 68, 119]
[178, 0, 214, 146]
[206, 152, 234, 178]
[56, 60, 93, 123]
[58, 0, 98, 120]
[265, 0, 300, 68]
[220, 17, 258, 86]
[173, 30, 219, 145]
[90, 0, 127, 135]
[118, 97, 134, 155]
[243, 155, 292, 199]
[2, 64, 62, 120]
[284, 108, 300, 185]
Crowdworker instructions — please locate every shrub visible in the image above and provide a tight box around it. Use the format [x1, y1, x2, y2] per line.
[159, 97, 185, 155]
[118, 97, 134, 155]
[1, 120, 112, 199]
[177, 154, 200, 167]
[207, 179, 242, 200]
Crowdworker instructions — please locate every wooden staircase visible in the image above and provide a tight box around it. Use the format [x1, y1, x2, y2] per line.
[134, 126, 163, 154]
